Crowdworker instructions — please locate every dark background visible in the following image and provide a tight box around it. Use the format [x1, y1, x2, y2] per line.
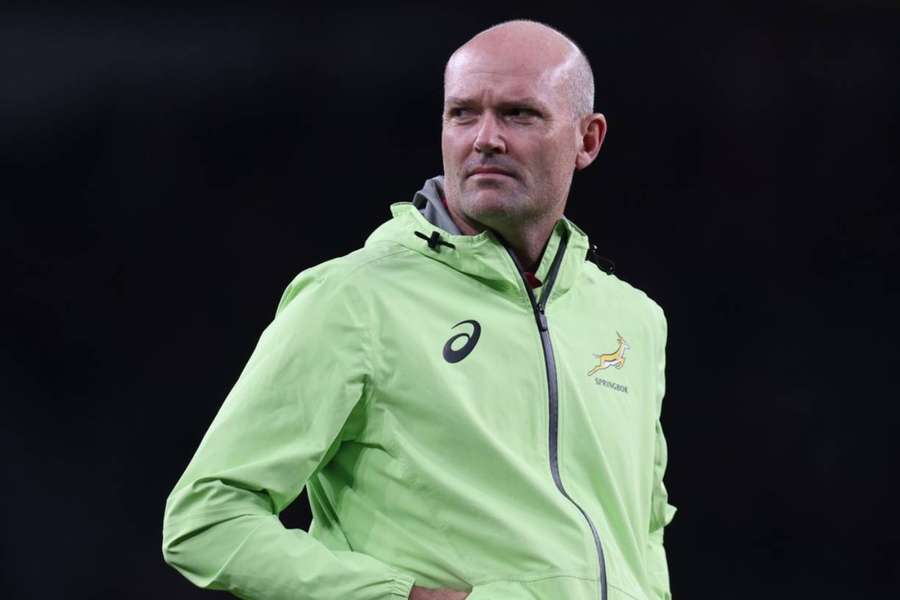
[4, 1, 898, 598]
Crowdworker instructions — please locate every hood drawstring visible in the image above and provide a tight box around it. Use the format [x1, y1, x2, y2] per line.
[586, 243, 615, 274]
[415, 230, 456, 252]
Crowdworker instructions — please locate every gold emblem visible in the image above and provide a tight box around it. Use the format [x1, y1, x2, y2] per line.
[587, 332, 630, 375]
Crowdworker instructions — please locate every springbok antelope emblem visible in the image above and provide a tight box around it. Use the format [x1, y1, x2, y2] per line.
[587, 332, 630, 375]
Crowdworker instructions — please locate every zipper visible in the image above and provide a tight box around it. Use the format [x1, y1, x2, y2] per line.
[504, 234, 608, 600]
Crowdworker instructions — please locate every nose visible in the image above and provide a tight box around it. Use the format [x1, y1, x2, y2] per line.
[473, 112, 506, 155]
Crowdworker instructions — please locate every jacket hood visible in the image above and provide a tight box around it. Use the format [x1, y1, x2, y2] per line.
[366, 175, 593, 305]
[411, 175, 461, 235]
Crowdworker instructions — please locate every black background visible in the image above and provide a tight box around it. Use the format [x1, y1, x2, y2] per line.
[4, 1, 899, 598]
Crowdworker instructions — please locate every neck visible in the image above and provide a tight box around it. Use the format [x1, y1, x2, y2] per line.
[494, 223, 556, 272]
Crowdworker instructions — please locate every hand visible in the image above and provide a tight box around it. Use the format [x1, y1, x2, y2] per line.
[408, 584, 469, 600]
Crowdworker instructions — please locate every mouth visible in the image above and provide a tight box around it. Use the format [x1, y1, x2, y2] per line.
[468, 167, 515, 179]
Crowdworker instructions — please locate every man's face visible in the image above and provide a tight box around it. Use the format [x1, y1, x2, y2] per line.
[441, 47, 581, 232]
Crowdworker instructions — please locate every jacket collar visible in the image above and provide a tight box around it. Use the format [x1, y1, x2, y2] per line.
[365, 197, 591, 307]
[411, 175, 461, 235]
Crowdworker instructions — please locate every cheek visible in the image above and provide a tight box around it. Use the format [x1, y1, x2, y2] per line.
[531, 144, 566, 178]
[441, 130, 469, 169]
[545, 137, 577, 172]
[529, 143, 576, 195]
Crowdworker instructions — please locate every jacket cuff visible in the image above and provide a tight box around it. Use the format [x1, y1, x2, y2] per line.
[391, 572, 416, 600]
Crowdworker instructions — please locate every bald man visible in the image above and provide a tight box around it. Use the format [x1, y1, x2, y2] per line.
[163, 20, 676, 600]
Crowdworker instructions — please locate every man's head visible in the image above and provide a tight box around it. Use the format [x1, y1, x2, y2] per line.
[441, 20, 607, 239]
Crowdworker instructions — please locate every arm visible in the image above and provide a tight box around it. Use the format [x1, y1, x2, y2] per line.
[162, 270, 415, 600]
[646, 306, 676, 600]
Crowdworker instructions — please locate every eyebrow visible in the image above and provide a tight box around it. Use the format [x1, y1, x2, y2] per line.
[444, 96, 550, 111]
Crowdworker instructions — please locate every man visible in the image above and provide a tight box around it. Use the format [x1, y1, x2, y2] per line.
[163, 20, 676, 600]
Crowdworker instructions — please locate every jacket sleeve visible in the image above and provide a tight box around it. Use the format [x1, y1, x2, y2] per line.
[162, 270, 416, 600]
[646, 305, 676, 599]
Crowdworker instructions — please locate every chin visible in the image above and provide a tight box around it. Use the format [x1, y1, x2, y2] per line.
[465, 178, 516, 202]
[463, 190, 529, 223]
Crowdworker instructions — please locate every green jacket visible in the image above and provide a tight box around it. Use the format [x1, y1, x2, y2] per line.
[162, 198, 676, 600]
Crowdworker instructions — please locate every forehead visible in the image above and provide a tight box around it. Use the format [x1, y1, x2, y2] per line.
[444, 47, 568, 106]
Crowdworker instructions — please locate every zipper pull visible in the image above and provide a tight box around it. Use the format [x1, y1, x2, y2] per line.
[537, 306, 548, 332]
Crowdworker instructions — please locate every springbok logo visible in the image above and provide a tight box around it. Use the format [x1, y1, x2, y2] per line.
[587, 332, 630, 375]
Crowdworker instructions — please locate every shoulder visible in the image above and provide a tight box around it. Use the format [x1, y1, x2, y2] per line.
[565, 217, 665, 331]
[580, 262, 667, 340]
[276, 240, 414, 315]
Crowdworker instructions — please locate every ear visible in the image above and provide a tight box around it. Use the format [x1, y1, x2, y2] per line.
[575, 113, 607, 171]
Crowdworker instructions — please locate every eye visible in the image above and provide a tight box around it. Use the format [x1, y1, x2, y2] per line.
[446, 106, 477, 121]
[505, 107, 540, 122]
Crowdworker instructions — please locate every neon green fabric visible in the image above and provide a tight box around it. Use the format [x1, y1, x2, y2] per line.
[162, 202, 676, 600]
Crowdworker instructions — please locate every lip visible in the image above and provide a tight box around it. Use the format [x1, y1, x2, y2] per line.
[468, 167, 514, 178]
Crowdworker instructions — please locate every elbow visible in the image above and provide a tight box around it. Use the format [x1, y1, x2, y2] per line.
[161, 513, 179, 570]
[161, 479, 209, 573]
[161, 487, 207, 581]
[160, 480, 263, 590]
[160, 476, 274, 589]
[161, 503, 218, 590]
[161, 496, 188, 573]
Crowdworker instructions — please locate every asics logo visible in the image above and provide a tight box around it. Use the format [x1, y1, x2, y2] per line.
[443, 320, 481, 363]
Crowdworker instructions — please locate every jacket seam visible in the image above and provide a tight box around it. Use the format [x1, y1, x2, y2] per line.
[369, 240, 532, 308]
[280, 246, 413, 314]
[472, 572, 598, 587]
[319, 245, 409, 406]
[608, 581, 646, 600]
[163, 508, 271, 527]
[331, 245, 414, 282]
